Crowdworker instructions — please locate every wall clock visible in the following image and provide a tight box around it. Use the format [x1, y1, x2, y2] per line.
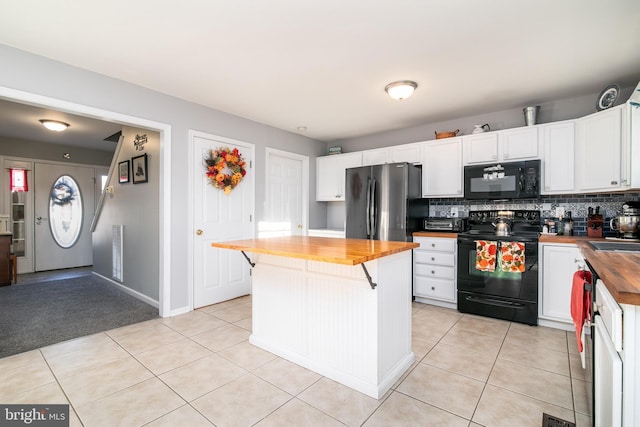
[596, 84, 620, 111]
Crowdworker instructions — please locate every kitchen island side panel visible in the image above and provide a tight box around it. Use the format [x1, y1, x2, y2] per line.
[249, 251, 414, 399]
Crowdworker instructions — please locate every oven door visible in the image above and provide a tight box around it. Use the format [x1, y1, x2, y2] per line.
[457, 235, 538, 325]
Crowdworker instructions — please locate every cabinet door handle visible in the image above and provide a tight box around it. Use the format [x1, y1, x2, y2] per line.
[431, 286, 435, 291]
[431, 270, 435, 274]
[611, 180, 618, 185]
[431, 257, 435, 261]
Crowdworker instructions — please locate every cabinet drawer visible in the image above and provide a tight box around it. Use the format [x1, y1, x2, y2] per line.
[415, 237, 455, 252]
[414, 263, 455, 280]
[414, 277, 456, 301]
[414, 251, 455, 267]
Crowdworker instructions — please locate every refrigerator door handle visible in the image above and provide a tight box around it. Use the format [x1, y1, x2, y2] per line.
[366, 178, 372, 237]
[370, 178, 377, 237]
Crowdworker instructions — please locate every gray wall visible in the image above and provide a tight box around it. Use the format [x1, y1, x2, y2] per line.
[0, 44, 327, 313]
[331, 87, 637, 152]
[92, 127, 160, 300]
[0, 136, 113, 166]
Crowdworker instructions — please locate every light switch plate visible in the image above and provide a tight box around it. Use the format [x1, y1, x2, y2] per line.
[542, 203, 552, 211]
[555, 206, 565, 217]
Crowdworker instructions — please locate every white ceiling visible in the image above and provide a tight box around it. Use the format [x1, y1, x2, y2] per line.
[0, 0, 639, 144]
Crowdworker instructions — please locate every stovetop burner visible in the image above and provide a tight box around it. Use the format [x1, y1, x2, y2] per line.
[459, 209, 542, 241]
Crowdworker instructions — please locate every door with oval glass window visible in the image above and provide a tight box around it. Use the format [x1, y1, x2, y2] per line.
[34, 163, 95, 271]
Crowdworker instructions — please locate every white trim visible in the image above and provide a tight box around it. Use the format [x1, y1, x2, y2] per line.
[92, 271, 159, 308]
[264, 147, 310, 235]
[0, 85, 172, 318]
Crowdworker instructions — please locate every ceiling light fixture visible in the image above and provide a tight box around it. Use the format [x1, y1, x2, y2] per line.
[39, 119, 70, 132]
[384, 80, 418, 101]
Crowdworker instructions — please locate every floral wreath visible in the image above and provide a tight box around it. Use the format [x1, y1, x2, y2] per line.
[204, 146, 247, 195]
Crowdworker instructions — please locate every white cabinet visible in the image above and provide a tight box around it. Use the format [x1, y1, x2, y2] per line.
[391, 142, 421, 164]
[539, 243, 583, 330]
[541, 120, 576, 194]
[413, 236, 457, 309]
[362, 148, 388, 166]
[421, 137, 463, 198]
[463, 126, 539, 165]
[499, 126, 540, 160]
[316, 152, 362, 201]
[463, 132, 499, 164]
[576, 105, 623, 192]
[361, 142, 421, 166]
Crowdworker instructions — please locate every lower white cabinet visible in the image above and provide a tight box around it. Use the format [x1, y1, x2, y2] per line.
[413, 236, 457, 309]
[539, 243, 583, 330]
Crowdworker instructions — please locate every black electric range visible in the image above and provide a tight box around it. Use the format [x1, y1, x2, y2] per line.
[456, 210, 542, 325]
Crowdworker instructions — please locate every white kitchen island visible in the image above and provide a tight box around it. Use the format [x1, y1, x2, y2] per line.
[212, 236, 418, 399]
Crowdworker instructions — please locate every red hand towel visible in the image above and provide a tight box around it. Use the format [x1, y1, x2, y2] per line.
[571, 270, 592, 352]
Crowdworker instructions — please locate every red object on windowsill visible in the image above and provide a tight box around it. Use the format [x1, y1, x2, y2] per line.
[9, 169, 28, 192]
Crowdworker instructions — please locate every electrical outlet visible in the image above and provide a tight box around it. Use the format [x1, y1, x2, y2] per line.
[555, 206, 565, 217]
[450, 207, 458, 218]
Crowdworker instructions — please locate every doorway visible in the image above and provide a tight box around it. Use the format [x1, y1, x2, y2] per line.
[0, 85, 172, 316]
[189, 131, 255, 309]
[261, 148, 309, 237]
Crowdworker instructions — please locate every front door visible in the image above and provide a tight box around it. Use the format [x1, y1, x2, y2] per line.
[191, 132, 255, 308]
[34, 163, 95, 271]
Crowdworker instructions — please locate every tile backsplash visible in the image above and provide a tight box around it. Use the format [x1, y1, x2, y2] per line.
[429, 192, 640, 236]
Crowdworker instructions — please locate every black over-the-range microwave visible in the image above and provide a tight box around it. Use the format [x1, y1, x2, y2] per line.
[463, 159, 541, 200]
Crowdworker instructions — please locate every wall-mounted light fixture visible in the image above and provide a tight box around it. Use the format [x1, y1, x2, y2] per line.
[39, 119, 70, 132]
[384, 80, 418, 100]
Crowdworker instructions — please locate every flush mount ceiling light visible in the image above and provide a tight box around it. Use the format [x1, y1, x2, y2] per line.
[39, 119, 70, 132]
[384, 80, 418, 101]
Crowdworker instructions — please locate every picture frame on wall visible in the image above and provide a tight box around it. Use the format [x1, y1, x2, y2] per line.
[131, 154, 148, 184]
[118, 160, 130, 183]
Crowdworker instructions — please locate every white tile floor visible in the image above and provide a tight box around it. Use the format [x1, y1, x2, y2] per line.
[0, 297, 592, 426]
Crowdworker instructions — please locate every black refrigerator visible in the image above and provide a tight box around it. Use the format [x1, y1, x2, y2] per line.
[345, 162, 428, 242]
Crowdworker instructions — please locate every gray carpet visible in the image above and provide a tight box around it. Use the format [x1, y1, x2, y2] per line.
[0, 275, 158, 358]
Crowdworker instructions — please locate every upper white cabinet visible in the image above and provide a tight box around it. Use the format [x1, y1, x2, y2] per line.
[576, 105, 623, 192]
[499, 127, 540, 160]
[392, 142, 421, 164]
[462, 133, 498, 164]
[362, 148, 389, 166]
[541, 120, 575, 194]
[463, 126, 539, 165]
[316, 152, 362, 201]
[421, 137, 463, 198]
[361, 142, 421, 166]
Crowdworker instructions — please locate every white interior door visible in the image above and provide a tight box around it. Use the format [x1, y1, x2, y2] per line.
[192, 133, 255, 308]
[34, 163, 95, 271]
[260, 148, 308, 237]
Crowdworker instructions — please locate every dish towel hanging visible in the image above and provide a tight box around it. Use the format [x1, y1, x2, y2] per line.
[500, 242, 525, 273]
[475, 240, 497, 272]
[571, 269, 592, 368]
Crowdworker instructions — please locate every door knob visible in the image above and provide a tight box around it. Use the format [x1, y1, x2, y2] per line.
[196, 229, 203, 235]
[297, 224, 302, 229]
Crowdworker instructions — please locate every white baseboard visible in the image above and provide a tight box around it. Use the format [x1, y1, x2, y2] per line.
[92, 271, 159, 309]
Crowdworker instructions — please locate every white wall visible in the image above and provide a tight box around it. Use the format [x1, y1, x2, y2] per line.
[0, 43, 327, 314]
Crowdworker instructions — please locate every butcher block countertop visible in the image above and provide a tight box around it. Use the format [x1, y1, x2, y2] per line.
[539, 234, 640, 306]
[413, 232, 458, 239]
[212, 236, 418, 266]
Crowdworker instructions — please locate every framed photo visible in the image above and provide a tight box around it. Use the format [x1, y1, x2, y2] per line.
[131, 154, 148, 184]
[118, 160, 130, 183]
